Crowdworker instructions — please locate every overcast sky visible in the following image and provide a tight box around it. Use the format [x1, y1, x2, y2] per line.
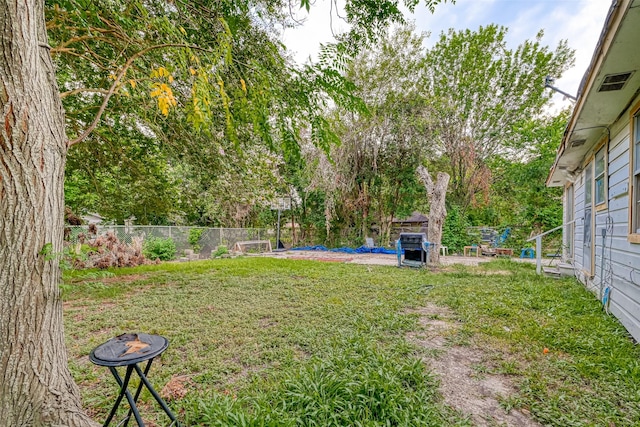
[281, 0, 612, 110]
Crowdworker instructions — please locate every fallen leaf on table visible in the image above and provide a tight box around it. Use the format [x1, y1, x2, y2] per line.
[120, 336, 150, 356]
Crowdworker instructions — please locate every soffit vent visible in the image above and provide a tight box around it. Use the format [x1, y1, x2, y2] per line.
[570, 138, 586, 147]
[598, 72, 634, 92]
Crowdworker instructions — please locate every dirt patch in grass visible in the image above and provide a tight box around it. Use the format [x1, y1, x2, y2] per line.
[475, 270, 515, 276]
[258, 316, 278, 328]
[63, 300, 117, 311]
[409, 304, 542, 427]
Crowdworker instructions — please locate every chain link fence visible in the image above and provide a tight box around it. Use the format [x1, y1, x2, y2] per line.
[65, 225, 290, 257]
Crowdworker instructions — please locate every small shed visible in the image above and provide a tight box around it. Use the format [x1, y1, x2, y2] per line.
[391, 212, 428, 242]
[81, 212, 105, 225]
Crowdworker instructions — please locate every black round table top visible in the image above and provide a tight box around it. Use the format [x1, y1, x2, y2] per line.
[89, 333, 168, 367]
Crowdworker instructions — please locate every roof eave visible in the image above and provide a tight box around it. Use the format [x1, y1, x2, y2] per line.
[547, 0, 627, 187]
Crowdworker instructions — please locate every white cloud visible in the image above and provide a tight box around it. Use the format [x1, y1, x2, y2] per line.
[543, 0, 611, 91]
[281, 0, 348, 64]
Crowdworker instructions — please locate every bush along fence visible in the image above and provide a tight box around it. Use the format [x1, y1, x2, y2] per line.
[65, 225, 290, 260]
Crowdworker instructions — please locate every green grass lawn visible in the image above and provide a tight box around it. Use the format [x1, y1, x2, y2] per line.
[63, 258, 640, 426]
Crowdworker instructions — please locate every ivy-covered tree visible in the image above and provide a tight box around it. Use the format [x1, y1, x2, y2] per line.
[308, 25, 431, 245]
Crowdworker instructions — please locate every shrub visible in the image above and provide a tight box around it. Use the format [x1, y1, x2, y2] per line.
[188, 228, 205, 253]
[62, 243, 92, 270]
[59, 232, 153, 270]
[442, 205, 470, 254]
[143, 237, 176, 261]
[211, 245, 229, 258]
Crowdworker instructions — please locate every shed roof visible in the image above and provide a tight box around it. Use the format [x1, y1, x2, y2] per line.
[393, 211, 428, 223]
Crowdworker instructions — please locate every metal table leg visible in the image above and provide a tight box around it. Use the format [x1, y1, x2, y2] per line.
[133, 363, 179, 425]
[122, 359, 153, 427]
[105, 366, 145, 427]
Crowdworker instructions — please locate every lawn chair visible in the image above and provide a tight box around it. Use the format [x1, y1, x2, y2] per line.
[494, 227, 511, 247]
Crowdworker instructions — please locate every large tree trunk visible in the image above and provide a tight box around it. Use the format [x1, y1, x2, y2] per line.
[0, 1, 97, 425]
[417, 166, 450, 265]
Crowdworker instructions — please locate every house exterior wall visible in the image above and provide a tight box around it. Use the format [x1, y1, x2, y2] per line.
[573, 170, 585, 275]
[567, 97, 640, 341]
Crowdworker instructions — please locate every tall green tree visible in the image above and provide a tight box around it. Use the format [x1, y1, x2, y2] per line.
[424, 25, 574, 211]
[53, 0, 316, 224]
[0, 1, 448, 424]
[64, 122, 179, 224]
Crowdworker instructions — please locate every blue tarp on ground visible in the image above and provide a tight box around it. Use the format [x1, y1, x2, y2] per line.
[290, 245, 397, 255]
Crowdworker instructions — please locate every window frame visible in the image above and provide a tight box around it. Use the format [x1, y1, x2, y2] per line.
[594, 143, 607, 209]
[565, 183, 575, 261]
[628, 101, 640, 243]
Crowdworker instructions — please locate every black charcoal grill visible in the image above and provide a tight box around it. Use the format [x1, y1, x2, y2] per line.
[396, 232, 431, 267]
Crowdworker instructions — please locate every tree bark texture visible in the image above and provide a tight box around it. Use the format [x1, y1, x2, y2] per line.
[417, 166, 450, 265]
[0, 1, 97, 425]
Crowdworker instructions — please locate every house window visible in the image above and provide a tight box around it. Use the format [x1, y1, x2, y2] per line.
[594, 146, 606, 206]
[585, 160, 592, 205]
[565, 184, 574, 261]
[633, 113, 640, 234]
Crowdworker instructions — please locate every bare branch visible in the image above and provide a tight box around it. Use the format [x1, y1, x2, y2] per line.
[55, 50, 112, 71]
[51, 34, 111, 54]
[416, 165, 434, 195]
[288, 0, 306, 25]
[60, 88, 110, 99]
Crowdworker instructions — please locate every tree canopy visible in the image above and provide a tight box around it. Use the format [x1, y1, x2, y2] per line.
[303, 25, 431, 244]
[59, 18, 574, 249]
[278, 24, 573, 247]
[424, 25, 573, 209]
[54, 1, 450, 225]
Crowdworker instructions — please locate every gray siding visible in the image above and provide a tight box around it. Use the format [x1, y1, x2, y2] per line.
[567, 120, 640, 341]
[573, 170, 586, 273]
